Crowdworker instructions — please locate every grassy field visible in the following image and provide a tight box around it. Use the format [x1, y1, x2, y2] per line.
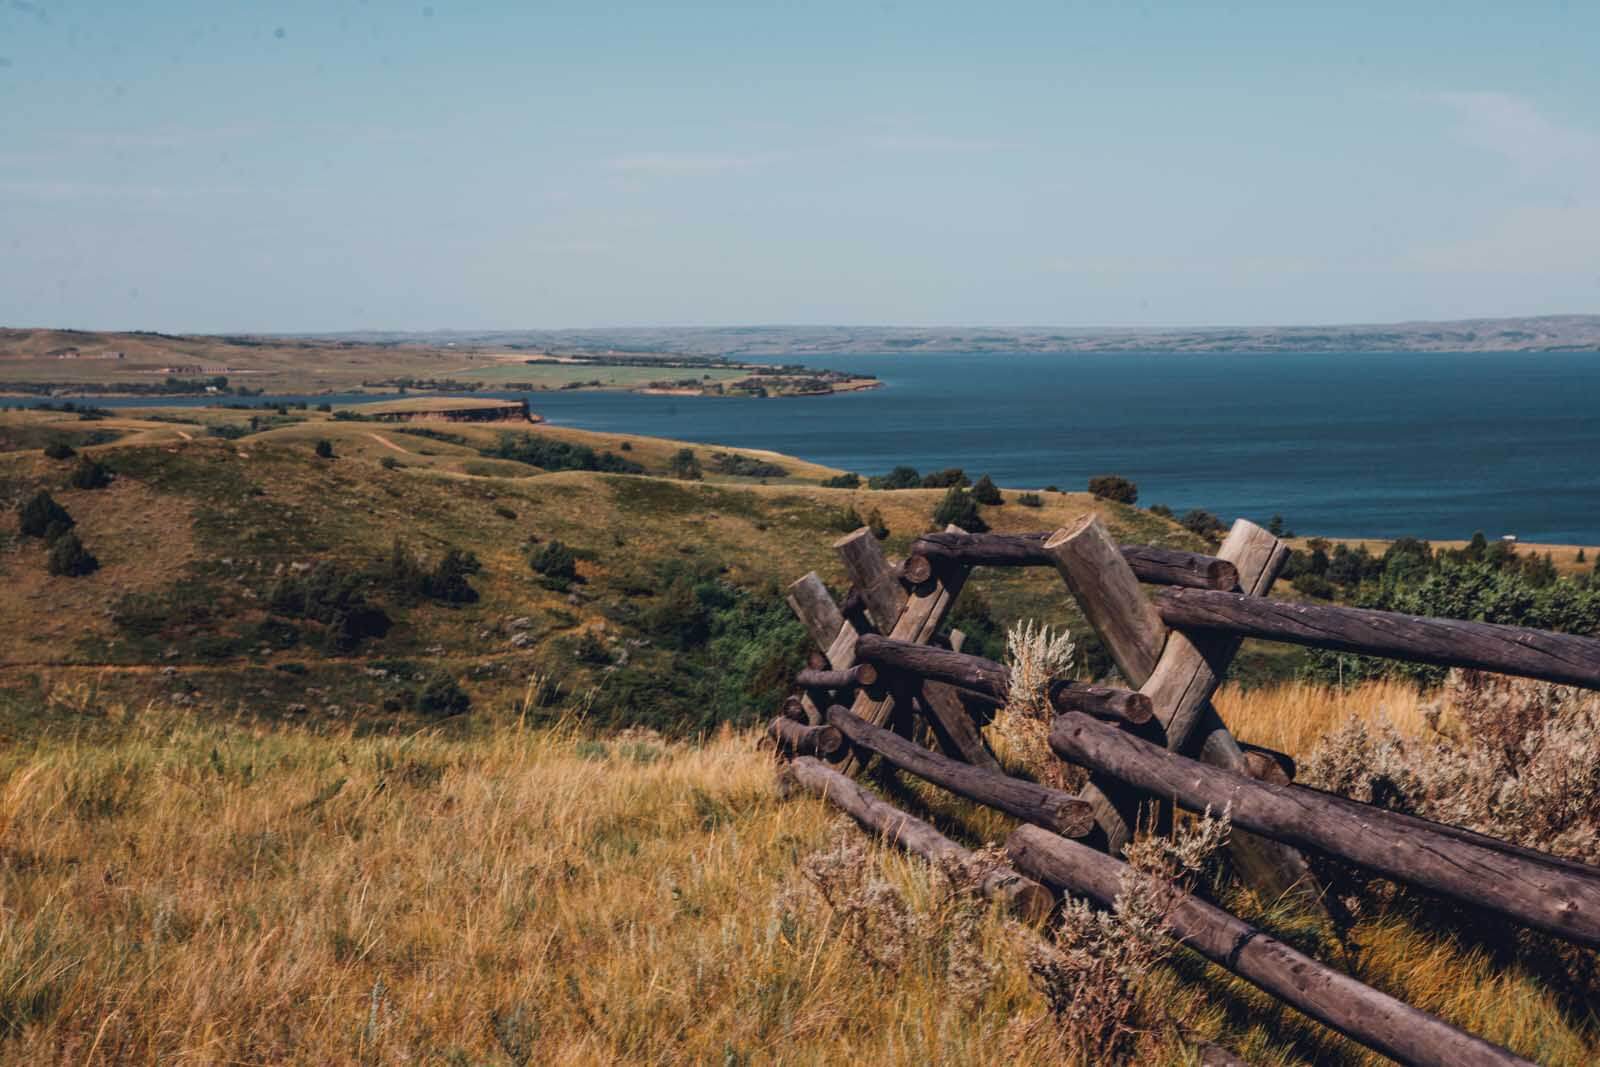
[0, 403, 1181, 718]
[0, 681, 1593, 1064]
[2, 404, 1596, 1064]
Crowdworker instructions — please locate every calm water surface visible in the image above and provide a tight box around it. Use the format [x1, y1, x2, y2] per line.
[35, 350, 1600, 542]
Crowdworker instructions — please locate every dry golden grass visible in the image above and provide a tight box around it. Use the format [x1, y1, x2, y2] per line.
[0, 680, 1594, 1065]
[1215, 677, 1432, 757]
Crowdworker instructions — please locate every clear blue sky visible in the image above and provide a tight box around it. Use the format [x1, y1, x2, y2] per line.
[2, 1, 1596, 332]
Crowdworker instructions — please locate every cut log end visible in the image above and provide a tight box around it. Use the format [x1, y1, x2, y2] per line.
[768, 717, 845, 759]
[830, 526, 878, 552]
[980, 869, 1055, 923]
[1049, 680, 1154, 724]
[1205, 559, 1242, 590]
[902, 553, 934, 585]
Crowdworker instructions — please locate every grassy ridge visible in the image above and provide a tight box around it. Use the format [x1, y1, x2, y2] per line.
[0, 405, 1196, 728]
[0, 684, 1592, 1064]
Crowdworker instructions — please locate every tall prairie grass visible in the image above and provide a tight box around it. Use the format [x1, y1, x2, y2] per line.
[0, 681, 1593, 1064]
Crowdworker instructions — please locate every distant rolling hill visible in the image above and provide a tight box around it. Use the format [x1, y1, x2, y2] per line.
[303, 314, 1600, 357]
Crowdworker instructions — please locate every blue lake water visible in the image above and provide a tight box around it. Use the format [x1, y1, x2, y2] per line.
[27, 349, 1600, 542]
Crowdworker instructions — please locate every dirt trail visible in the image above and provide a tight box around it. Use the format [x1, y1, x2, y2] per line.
[366, 433, 410, 453]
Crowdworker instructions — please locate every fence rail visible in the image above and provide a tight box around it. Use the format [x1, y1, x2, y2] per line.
[768, 513, 1597, 1066]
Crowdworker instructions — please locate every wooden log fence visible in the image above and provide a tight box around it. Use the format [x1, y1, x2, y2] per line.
[1007, 825, 1535, 1067]
[766, 515, 1600, 1065]
[1048, 709, 1600, 946]
[780, 756, 1053, 920]
[908, 531, 1240, 590]
[1155, 587, 1600, 690]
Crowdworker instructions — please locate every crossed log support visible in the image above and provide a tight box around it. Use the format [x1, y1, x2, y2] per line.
[773, 514, 1566, 1066]
[1045, 514, 1323, 907]
[784, 516, 1319, 906]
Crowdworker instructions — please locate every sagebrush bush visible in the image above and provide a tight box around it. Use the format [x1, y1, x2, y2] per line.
[1011, 809, 1230, 1063]
[992, 621, 1080, 790]
[1302, 669, 1600, 866]
[786, 820, 1001, 1003]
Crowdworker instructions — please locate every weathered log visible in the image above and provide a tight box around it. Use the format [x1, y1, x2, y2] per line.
[836, 529, 998, 771]
[795, 663, 878, 690]
[1048, 710, 1600, 946]
[1048, 680, 1153, 724]
[855, 633, 1011, 700]
[1048, 516, 1322, 909]
[768, 717, 846, 758]
[828, 705, 1094, 838]
[1238, 741, 1296, 784]
[780, 695, 808, 722]
[1007, 824, 1534, 1067]
[910, 531, 1239, 590]
[1044, 517, 1168, 686]
[781, 757, 1053, 921]
[1156, 588, 1600, 691]
[853, 634, 1152, 723]
[786, 572, 846, 654]
[786, 572, 871, 725]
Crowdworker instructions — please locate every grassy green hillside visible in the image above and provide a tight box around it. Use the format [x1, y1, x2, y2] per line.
[0, 403, 1196, 735]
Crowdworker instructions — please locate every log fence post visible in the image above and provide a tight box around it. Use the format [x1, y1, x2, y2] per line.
[1045, 515, 1322, 907]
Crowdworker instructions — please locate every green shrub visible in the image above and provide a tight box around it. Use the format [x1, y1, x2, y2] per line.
[1291, 572, 1335, 599]
[69, 457, 112, 489]
[268, 562, 390, 651]
[575, 630, 612, 665]
[868, 466, 922, 490]
[314, 439, 334, 459]
[931, 486, 988, 532]
[43, 440, 76, 460]
[971, 473, 1003, 505]
[708, 451, 786, 478]
[829, 505, 864, 533]
[667, 448, 703, 481]
[921, 468, 969, 489]
[1180, 509, 1226, 542]
[17, 490, 72, 540]
[46, 530, 98, 577]
[821, 472, 861, 488]
[486, 432, 642, 474]
[379, 456, 400, 470]
[375, 540, 482, 604]
[494, 505, 517, 519]
[1017, 492, 1044, 507]
[1088, 474, 1138, 504]
[417, 672, 470, 716]
[866, 507, 889, 540]
[531, 540, 578, 581]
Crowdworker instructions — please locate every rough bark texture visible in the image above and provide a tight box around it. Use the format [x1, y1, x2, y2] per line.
[795, 664, 878, 690]
[1156, 588, 1600, 691]
[1048, 680, 1154, 724]
[836, 528, 998, 771]
[768, 717, 845, 759]
[1007, 825, 1534, 1067]
[854, 633, 1151, 724]
[782, 757, 1053, 921]
[910, 531, 1239, 589]
[1049, 710, 1600, 947]
[1044, 516, 1168, 683]
[828, 705, 1094, 838]
[1048, 516, 1321, 909]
